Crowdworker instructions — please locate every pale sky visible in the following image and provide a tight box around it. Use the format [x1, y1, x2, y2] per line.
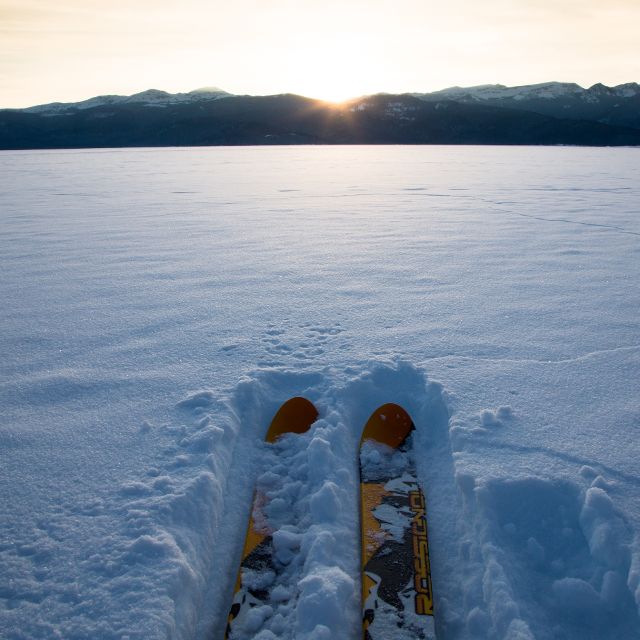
[1, 0, 639, 108]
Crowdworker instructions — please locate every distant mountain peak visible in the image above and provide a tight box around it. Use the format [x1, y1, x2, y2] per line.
[422, 81, 589, 102]
[20, 87, 233, 115]
[418, 81, 639, 103]
[127, 89, 171, 100]
[188, 86, 229, 95]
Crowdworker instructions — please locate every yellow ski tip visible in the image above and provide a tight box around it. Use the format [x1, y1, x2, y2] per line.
[361, 403, 413, 448]
[265, 396, 318, 443]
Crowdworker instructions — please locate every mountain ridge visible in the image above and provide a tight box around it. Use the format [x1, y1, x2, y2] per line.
[6, 81, 639, 114]
[18, 87, 232, 115]
[1, 82, 639, 149]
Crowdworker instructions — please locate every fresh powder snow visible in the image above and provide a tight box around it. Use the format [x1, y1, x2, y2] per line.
[0, 145, 639, 640]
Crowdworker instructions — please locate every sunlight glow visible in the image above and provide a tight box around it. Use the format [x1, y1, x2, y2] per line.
[279, 34, 385, 103]
[1, 0, 639, 108]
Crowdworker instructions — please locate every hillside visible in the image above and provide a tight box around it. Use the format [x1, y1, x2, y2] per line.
[2, 84, 640, 149]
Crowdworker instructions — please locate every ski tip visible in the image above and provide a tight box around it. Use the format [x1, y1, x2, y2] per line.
[265, 396, 318, 442]
[361, 403, 414, 448]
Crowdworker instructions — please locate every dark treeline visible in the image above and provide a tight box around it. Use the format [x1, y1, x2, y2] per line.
[2, 93, 640, 149]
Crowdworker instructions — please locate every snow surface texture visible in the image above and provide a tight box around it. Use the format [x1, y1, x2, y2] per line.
[0, 146, 639, 640]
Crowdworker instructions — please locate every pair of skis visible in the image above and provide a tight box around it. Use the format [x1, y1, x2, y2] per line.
[225, 397, 435, 640]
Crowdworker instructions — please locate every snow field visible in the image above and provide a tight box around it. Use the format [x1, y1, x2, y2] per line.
[1, 146, 639, 640]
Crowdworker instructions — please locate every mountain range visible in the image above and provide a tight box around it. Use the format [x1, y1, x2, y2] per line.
[1, 82, 639, 149]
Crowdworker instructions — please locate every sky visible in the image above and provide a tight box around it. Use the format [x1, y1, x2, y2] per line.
[1, 0, 639, 108]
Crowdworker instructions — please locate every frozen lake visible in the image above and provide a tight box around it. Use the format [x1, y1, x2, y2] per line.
[1, 145, 639, 639]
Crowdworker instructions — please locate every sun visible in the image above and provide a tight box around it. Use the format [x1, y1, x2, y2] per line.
[304, 69, 367, 103]
[287, 34, 383, 103]
[309, 81, 360, 104]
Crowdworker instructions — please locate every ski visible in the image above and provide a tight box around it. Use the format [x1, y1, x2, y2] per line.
[359, 403, 436, 640]
[224, 396, 318, 640]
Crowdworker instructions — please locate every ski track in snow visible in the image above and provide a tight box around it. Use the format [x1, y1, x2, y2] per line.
[1, 146, 639, 640]
[165, 360, 457, 640]
[30, 357, 635, 640]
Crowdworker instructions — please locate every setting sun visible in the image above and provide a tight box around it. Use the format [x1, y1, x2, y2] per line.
[1, 0, 639, 108]
[283, 33, 385, 102]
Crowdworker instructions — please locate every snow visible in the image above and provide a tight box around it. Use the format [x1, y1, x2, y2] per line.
[0, 145, 639, 640]
[20, 88, 232, 115]
[419, 81, 640, 103]
[10, 82, 640, 116]
[612, 83, 640, 99]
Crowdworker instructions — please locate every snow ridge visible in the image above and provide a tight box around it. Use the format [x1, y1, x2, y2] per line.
[12, 81, 640, 115]
[415, 81, 640, 102]
[21, 87, 232, 115]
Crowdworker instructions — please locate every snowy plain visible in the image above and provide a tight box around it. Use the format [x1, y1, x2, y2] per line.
[1, 145, 639, 640]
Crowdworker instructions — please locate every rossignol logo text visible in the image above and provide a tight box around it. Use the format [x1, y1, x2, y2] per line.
[410, 490, 433, 615]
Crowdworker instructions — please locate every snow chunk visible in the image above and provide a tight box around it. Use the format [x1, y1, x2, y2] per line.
[244, 605, 273, 633]
[466, 606, 489, 636]
[272, 529, 302, 565]
[526, 536, 545, 567]
[175, 390, 215, 410]
[307, 436, 335, 485]
[496, 406, 514, 420]
[241, 568, 275, 591]
[296, 567, 355, 636]
[310, 482, 340, 523]
[552, 577, 601, 620]
[504, 618, 536, 640]
[481, 410, 498, 426]
[579, 487, 630, 570]
[601, 570, 629, 613]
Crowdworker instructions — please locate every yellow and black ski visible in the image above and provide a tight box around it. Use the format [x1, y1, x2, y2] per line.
[224, 397, 318, 640]
[360, 403, 436, 640]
